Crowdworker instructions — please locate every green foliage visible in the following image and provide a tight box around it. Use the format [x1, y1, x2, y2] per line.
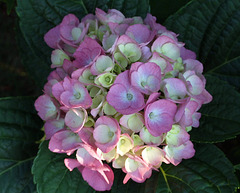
[32, 141, 95, 193]
[107, 0, 150, 18]
[149, 0, 189, 23]
[0, 97, 43, 193]
[165, 0, 240, 89]
[157, 144, 239, 193]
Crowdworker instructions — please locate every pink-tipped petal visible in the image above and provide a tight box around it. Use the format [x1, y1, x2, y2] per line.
[49, 130, 82, 154]
[64, 158, 81, 171]
[44, 25, 61, 49]
[34, 94, 59, 121]
[145, 99, 177, 136]
[82, 164, 114, 191]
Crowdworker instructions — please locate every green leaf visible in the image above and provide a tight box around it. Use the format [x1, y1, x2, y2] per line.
[149, 0, 189, 23]
[16, 0, 150, 87]
[207, 56, 240, 90]
[235, 164, 240, 171]
[111, 169, 145, 193]
[32, 141, 95, 193]
[0, 97, 43, 193]
[164, 0, 240, 88]
[108, 0, 150, 18]
[189, 75, 240, 143]
[157, 144, 239, 193]
[16, 23, 51, 89]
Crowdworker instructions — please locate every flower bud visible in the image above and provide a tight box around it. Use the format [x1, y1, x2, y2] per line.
[95, 73, 116, 88]
[117, 134, 134, 156]
[51, 49, 70, 67]
[142, 146, 165, 167]
[139, 127, 163, 146]
[120, 113, 144, 132]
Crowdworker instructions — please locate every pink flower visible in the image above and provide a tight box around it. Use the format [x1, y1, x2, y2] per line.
[73, 37, 104, 68]
[49, 130, 82, 155]
[182, 70, 205, 96]
[71, 66, 96, 85]
[160, 78, 187, 101]
[96, 8, 125, 24]
[175, 100, 200, 128]
[44, 25, 61, 49]
[148, 52, 173, 74]
[81, 164, 114, 191]
[151, 35, 183, 61]
[125, 24, 155, 45]
[130, 62, 162, 95]
[64, 158, 114, 191]
[123, 155, 152, 184]
[44, 118, 65, 139]
[164, 140, 195, 166]
[93, 116, 121, 153]
[34, 94, 59, 121]
[76, 144, 103, 168]
[52, 77, 92, 109]
[60, 14, 88, 47]
[107, 71, 145, 114]
[184, 59, 203, 74]
[78, 127, 96, 147]
[141, 146, 165, 167]
[145, 99, 177, 136]
[65, 108, 87, 133]
[165, 124, 190, 146]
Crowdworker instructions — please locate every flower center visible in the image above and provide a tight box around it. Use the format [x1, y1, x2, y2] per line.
[127, 93, 133, 100]
[149, 112, 155, 119]
[108, 131, 114, 138]
[121, 139, 126, 144]
[141, 81, 147, 87]
[89, 75, 95, 80]
[105, 76, 111, 83]
[74, 92, 81, 99]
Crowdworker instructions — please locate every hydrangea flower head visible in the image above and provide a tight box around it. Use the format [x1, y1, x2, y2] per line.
[35, 8, 212, 191]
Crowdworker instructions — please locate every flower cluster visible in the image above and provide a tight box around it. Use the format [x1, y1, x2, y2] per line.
[35, 8, 212, 191]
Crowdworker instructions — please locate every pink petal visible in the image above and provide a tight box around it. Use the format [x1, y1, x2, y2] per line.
[164, 140, 195, 166]
[44, 118, 65, 139]
[49, 130, 81, 154]
[180, 47, 196, 60]
[145, 99, 177, 136]
[34, 94, 59, 121]
[64, 158, 81, 171]
[44, 25, 61, 49]
[82, 164, 114, 191]
[125, 24, 154, 44]
[78, 127, 96, 147]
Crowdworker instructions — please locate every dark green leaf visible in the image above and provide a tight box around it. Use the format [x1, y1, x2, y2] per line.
[190, 75, 240, 143]
[16, 23, 51, 89]
[111, 169, 145, 193]
[0, 97, 43, 193]
[164, 0, 240, 88]
[32, 141, 95, 193]
[207, 56, 240, 90]
[149, 0, 189, 23]
[235, 164, 240, 171]
[108, 0, 150, 18]
[157, 144, 239, 193]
